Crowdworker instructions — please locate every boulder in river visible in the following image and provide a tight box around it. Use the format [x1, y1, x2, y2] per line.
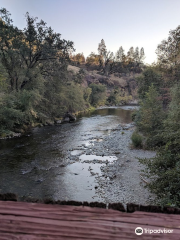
[55, 120, 62, 124]
[63, 112, 76, 123]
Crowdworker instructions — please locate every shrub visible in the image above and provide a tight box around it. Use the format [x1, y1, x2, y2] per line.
[136, 85, 165, 135]
[89, 83, 106, 106]
[138, 84, 180, 207]
[131, 131, 142, 148]
[131, 111, 137, 121]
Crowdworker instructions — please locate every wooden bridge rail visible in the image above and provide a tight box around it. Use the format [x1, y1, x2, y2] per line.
[0, 201, 180, 239]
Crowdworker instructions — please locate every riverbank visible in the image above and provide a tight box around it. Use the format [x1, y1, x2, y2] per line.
[0, 106, 96, 140]
[0, 103, 136, 140]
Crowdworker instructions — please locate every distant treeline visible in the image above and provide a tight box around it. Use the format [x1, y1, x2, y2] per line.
[70, 39, 145, 76]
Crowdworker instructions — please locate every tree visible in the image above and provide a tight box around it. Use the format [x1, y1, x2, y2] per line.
[83, 87, 92, 103]
[101, 51, 114, 75]
[71, 53, 85, 65]
[0, 8, 76, 135]
[127, 47, 134, 62]
[137, 68, 163, 99]
[0, 8, 74, 92]
[139, 84, 180, 207]
[116, 46, 125, 62]
[86, 52, 100, 70]
[98, 39, 107, 56]
[60, 82, 86, 113]
[89, 83, 106, 106]
[136, 84, 164, 134]
[139, 47, 145, 63]
[97, 39, 114, 75]
[156, 25, 180, 68]
[156, 25, 180, 84]
[165, 83, 180, 130]
[134, 47, 140, 65]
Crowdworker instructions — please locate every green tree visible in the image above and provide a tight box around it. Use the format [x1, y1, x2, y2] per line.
[165, 83, 180, 130]
[137, 68, 163, 99]
[136, 85, 164, 135]
[89, 83, 106, 106]
[134, 47, 140, 65]
[139, 84, 180, 207]
[98, 39, 107, 56]
[127, 47, 134, 62]
[0, 8, 74, 91]
[139, 47, 145, 63]
[60, 82, 86, 113]
[0, 8, 75, 135]
[97, 39, 114, 76]
[156, 25, 180, 84]
[115, 46, 125, 62]
[156, 25, 180, 69]
[83, 87, 92, 103]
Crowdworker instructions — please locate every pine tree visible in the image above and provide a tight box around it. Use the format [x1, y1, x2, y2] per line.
[134, 47, 140, 64]
[98, 39, 107, 56]
[127, 47, 134, 62]
[140, 47, 145, 63]
[116, 46, 125, 62]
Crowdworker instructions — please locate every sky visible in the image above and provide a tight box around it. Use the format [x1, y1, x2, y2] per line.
[1, 0, 180, 64]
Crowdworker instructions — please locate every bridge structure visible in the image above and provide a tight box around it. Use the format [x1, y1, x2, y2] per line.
[0, 200, 180, 239]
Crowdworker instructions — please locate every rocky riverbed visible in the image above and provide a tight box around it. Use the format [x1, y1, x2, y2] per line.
[67, 122, 156, 205]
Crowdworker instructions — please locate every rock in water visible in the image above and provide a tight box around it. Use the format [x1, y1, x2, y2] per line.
[63, 112, 76, 123]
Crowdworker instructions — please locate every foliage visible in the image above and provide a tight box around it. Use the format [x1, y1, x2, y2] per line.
[107, 88, 132, 105]
[0, 8, 74, 92]
[136, 85, 165, 135]
[115, 46, 125, 62]
[0, 8, 143, 137]
[0, 8, 87, 135]
[59, 83, 86, 113]
[132, 24, 180, 207]
[97, 39, 114, 76]
[156, 25, 180, 69]
[138, 82, 180, 207]
[86, 52, 100, 69]
[137, 68, 163, 99]
[165, 84, 180, 129]
[86, 39, 145, 75]
[83, 87, 92, 103]
[156, 25, 180, 86]
[139, 144, 180, 207]
[89, 83, 106, 106]
[70, 53, 85, 65]
[131, 131, 143, 148]
[73, 69, 85, 84]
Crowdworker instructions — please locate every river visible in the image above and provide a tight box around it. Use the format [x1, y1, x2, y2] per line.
[0, 106, 140, 202]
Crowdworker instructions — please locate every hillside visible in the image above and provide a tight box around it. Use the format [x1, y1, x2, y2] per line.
[68, 65, 140, 104]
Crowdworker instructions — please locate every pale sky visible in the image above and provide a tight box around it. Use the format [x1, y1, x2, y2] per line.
[1, 0, 180, 64]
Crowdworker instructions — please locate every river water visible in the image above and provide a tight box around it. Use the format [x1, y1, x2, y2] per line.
[0, 106, 137, 202]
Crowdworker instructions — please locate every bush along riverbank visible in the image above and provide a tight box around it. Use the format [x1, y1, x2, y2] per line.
[0, 106, 97, 140]
[0, 103, 138, 140]
[129, 24, 180, 207]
